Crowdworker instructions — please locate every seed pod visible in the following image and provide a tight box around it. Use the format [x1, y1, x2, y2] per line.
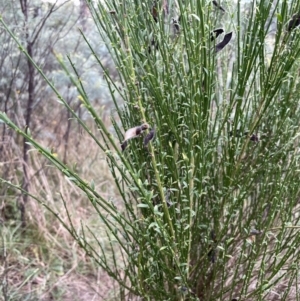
[216, 32, 232, 53]
[121, 123, 149, 151]
[172, 18, 180, 34]
[212, 0, 225, 12]
[121, 140, 128, 151]
[210, 28, 224, 41]
[287, 13, 300, 31]
[250, 134, 259, 142]
[148, 39, 159, 54]
[144, 127, 156, 147]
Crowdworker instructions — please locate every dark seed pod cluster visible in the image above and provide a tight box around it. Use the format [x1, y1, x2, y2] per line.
[121, 123, 149, 151]
[287, 13, 300, 31]
[121, 124, 156, 151]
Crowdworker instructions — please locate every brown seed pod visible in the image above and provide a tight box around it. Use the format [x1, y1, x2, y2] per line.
[121, 123, 150, 151]
[121, 140, 128, 151]
[210, 28, 224, 41]
[212, 0, 225, 12]
[143, 127, 156, 147]
[250, 134, 259, 142]
[287, 13, 300, 32]
[141, 123, 149, 131]
[215, 32, 232, 53]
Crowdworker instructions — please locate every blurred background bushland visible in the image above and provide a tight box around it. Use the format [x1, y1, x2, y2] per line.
[0, 0, 120, 300]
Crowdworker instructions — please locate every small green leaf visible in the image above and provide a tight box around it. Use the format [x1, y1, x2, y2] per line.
[137, 203, 149, 208]
[276, 14, 282, 22]
[190, 14, 200, 21]
[90, 179, 95, 190]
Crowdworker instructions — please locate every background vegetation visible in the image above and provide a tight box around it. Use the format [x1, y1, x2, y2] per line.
[0, 0, 118, 300]
[2, 0, 300, 300]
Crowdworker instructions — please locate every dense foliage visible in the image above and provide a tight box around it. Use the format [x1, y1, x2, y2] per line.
[2, 0, 300, 300]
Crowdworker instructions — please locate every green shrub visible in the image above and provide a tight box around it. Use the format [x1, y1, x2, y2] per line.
[2, 0, 300, 300]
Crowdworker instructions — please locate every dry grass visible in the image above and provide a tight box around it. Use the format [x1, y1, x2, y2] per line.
[0, 101, 122, 300]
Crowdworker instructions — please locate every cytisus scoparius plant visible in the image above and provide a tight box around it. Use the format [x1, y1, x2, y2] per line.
[2, 0, 300, 300]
